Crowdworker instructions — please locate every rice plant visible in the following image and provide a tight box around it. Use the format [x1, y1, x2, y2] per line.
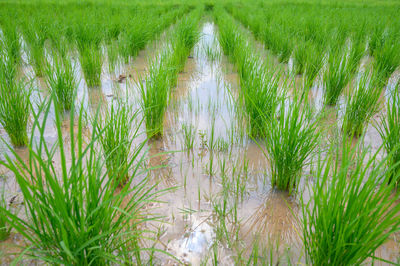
[0, 97, 163, 264]
[378, 83, 400, 185]
[181, 123, 196, 150]
[241, 58, 280, 138]
[139, 51, 170, 138]
[265, 95, 319, 195]
[46, 58, 77, 112]
[323, 46, 351, 106]
[301, 138, 400, 265]
[342, 69, 381, 137]
[78, 45, 103, 87]
[303, 44, 323, 88]
[172, 16, 200, 71]
[94, 101, 141, 186]
[293, 41, 307, 75]
[0, 58, 31, 147]
[1, 21, 21, 67]
[22, 22, 47, 77]
[348, 33, 365, 74]
[0, 190, 11, 241]
[373, 36, 400, 88]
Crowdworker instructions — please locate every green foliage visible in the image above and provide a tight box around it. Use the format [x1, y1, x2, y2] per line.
[301, 138, 400, 265]
[265, 95, 319, 195]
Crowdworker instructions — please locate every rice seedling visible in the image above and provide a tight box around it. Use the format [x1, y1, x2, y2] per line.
[94, 101, 141, 186]
[342, 69, 381, 137]
[301, 138, 400, 265]
[293, 41, 308, 75]
[118, 21, 149, 62]
[0, 96, 164, 264]
[0, 59, 31, 147]
[348, 33, 365, 74]
[138, 51, 170, 138]
[78, 45, 103, 87]
[45, 57, 77, 112]
[22, 22, 47, 77]
[323, 46, 351, 106]
[0, 190, 11, 241]
[303, 44, 323, 88]
[106, 40, 119, 73]
[372, 36, 400, 88]
[181, 123, 196, 150]
[172, 16, 200, 71]
[377, 83, 400, 185]
[1, 21, 21, 67]
[264, 95, 319, 195]
[241, 58, 280, 138]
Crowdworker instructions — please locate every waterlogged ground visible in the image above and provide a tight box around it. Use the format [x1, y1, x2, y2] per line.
[1, 21, 400, 265]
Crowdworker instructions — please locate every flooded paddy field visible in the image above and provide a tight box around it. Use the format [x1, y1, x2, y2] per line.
[1, 1, 400, 265]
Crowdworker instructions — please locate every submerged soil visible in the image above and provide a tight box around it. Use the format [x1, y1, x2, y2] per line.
[1, 22, 399, 265]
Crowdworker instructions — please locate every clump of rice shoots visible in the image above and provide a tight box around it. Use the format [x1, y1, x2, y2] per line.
[348, 33, 365, 74]
[75, 24, 103, 87]
[378, 83, 400, 185]
[139, 52, 170, 138]
[372, 36, 400, 88]
[1, 21, 21, 66]
[22, 22, 47, 77]
[46, 57, 77, 112]
[265, 95, 319, 195]
[323, 46, 351, 105]
[303, 44, 323, 88]
[78, 44, 103, 87]
[0, 55, 31, 147]
[172, 16, 200, 71]
[94, 101, 141, 186]
[301, 138, 400, 265]
[293, 41, 308, 75]
[0, 97, 162, 264]
[342, 69, 381, 137]
[241, 57, 280, 138]
[0, 190, 11, 241]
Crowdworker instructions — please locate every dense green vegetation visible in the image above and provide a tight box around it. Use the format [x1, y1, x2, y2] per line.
[1, 0, 400, 264]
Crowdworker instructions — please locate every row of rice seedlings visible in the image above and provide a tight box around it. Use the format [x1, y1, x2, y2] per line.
[342, 69, 381, 137]
[301, 137, 400, 265]
[215, 9, 280, 139]
[265, 95, 320, 195]
[94, 100, 142, 186]
[45, 56, 77, 112]
[323, 45, 352, 106]
[139, 12, 200, 138]
[378, 83, 400, 185]
[0, 52, 31, 147]
[0, 96, 164, 264]
[118, 7, 190, 63]
[226, 2, 399, 90]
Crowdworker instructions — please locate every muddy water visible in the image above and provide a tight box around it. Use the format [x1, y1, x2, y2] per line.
[138, 23, 304, 264]
[1, 21, 400, 265]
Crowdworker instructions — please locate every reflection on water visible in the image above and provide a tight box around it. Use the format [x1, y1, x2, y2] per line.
[0, 20, 399, 266]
